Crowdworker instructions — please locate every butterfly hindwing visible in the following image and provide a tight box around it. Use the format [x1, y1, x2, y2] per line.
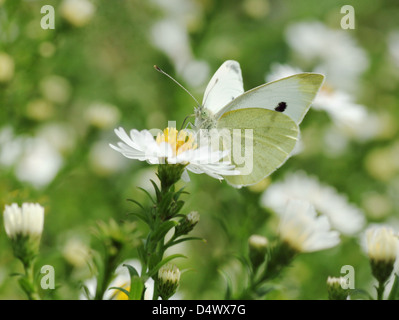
[216, 108, 299, 187]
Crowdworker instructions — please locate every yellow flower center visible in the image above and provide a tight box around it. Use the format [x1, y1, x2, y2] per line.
[156, 127, 197, 156]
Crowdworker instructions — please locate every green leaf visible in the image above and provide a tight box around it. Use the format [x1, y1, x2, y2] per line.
[150, 180, 161, 202]
[127, 198, 145, 210]
[123, 264, 140, 278]
[218, 270, 233, 300]
[18, 277, 34, 295]
[159, 190, 175, 215]
[137, 244, 147, 265]
[255, 284, 274, 298]
[172, 200, 185, 215]
[129, 276, 145, 300]
[137, 187, 155, 204]
[9, 272, 24, 277]
[81, 284, 93, 300]
[388, 274, 399, 300]
[164, 236, 205, 249]
[152, 220, 178, 242]
[128, 211, 150, 225]
[148, 254, 187, 278]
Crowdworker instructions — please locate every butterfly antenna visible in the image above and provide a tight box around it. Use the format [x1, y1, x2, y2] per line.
[154, 65, 201, 107]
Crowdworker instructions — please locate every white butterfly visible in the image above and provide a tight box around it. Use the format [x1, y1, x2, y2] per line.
[193, 60, 324, 188]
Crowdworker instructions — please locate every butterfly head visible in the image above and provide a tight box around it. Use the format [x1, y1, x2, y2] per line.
[194, 106, 217, 130]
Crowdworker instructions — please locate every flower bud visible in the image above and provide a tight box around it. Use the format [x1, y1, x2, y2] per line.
[3, 203, 44, 266]
[327, 276, 349, 300]
[175, 211, 200, 236]
[157, 264, 180, 300]
[248, 234, 268, 271]
[366, 227, 398, 283]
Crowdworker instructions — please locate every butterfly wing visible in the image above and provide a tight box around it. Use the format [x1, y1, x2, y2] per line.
[216, 108, 299, 187]
[202, 60, 244, 114]
[215, 73, 324, 125]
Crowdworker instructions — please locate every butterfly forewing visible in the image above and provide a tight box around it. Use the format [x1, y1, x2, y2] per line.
[203, 60, 244, 114]
[215, 73, 324, 125]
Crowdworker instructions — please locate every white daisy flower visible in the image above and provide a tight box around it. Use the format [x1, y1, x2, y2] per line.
[110, 127, 239, 181]
[279, 199, 340, 253]
[261, 171, 365, 235]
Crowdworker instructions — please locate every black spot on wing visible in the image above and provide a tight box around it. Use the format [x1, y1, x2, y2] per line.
[275, 101, 287, 112]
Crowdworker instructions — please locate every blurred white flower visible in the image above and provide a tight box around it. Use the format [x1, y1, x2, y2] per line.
[38, 41, 56, 58]
[3, 203, 44, 239]
[39, 75, 71, 104]
[110, 127, 239, 181]
[261, 171, 365, 235]
[26, 99, 54, 121]
[278, 199, 340, 253]
[364, 142, 399, 182]
[89, 140, 127, 175]
[0, 127, 63, 188]
[0, 126, 24, 167]
[37, 123, 76, 154]
[266, 63, 380, 144]
[15, 137, 63, 188]
[60, 0, 95, 27]
[388, 31, 399, 69]
[84, 102, 121, 129]
[150, 0, 209, 87]
[0, 52, 14, 83]
[63, 237, 91, 268]
[285, 21, 368, 92]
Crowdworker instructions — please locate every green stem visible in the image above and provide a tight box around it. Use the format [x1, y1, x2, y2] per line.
[376, 281, 386, 300]
[22, 262, 40, 300]
[142, 164, 185, 300]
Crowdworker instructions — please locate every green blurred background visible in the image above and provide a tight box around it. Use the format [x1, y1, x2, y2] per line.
[0, 0, 398, 299]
